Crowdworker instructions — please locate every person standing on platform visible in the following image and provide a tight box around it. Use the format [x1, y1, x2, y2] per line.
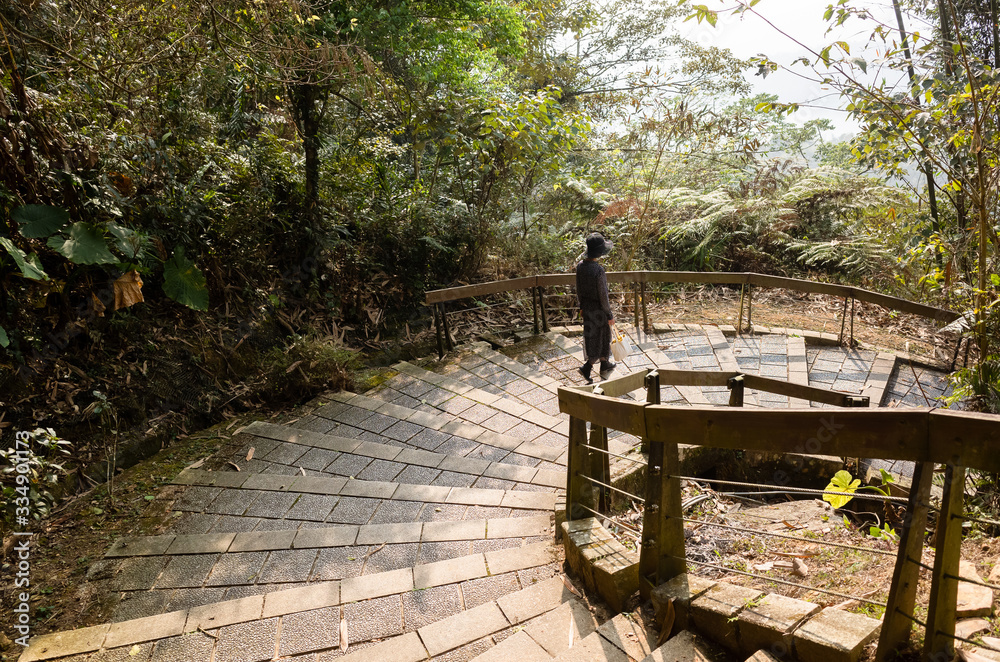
[575, 233, 616, 384]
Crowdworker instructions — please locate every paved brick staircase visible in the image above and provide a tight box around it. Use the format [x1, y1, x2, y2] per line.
[18, 324, 951, 662]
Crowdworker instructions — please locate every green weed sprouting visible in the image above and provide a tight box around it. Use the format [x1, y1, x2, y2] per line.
[0, 428, 73, 530]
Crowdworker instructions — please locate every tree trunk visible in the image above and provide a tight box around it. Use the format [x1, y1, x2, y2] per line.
[894, 0, 942, 267]
[292, 81, 321, 233]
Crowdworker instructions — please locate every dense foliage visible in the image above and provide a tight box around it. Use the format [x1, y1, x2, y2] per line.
[0, 0, 996, 489]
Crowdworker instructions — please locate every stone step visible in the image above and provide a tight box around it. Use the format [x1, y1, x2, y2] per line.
[231, 420, 565, 490]
[104, 514, 553, 558]
[384, 359, 566, 432]
[22, 549, 566, 662]
[312, 391, 569, 466]
[641, 630, 725, 661]
[170, 469, 558, 512]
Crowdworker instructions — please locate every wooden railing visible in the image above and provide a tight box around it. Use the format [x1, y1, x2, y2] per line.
[558, 370, 1000, 661]
[425, 271, 963, 362]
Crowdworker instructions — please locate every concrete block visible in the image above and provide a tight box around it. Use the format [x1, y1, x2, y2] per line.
[418, 601, 510, 657]
[643, 630, 717, 662]
[690, 582, 764, 653]
[524, 600, 597, 656]
[791, 607, 881, 662]
[737, 593, 819, 657]
[20, 625, 110, 662]
[472, 630, 551, 662]
[561, 519, 638, 613]
[413, 554, 488, 589]
[652, 575, 717, 634]
[497, 576, 575, 624]
[550, 630, 628, 662]
[597, 612, 657, 661]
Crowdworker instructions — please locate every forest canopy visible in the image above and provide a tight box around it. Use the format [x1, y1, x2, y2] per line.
[0, 0, 997, 446]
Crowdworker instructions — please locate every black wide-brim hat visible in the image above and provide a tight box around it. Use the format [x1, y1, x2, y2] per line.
[586, 233, 613, 259]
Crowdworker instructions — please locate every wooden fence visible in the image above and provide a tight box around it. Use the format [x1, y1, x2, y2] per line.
[425, 271, 963, 363]
[558, 369, 1000, 661]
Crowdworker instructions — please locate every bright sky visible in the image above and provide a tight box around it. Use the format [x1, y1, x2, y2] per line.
[677, 0, 919, 135]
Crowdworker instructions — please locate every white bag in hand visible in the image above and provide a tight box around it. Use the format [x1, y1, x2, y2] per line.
[610, 324, 632, 363]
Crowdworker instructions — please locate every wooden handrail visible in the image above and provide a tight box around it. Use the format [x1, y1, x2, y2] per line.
[425, 271, 959, 324]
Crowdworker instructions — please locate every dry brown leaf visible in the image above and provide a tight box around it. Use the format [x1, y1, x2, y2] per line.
[91, 292, 106, 317]
[285, 360, 303, 374]
[227, 462, 241, 472]
[560, 575, 581, 597]
[656, 599, 676, 647]
[245, 447, 255, 461]
[340, 618, 348, 652]
[113, 270, 144, 310]
[299, 467, 306, 476]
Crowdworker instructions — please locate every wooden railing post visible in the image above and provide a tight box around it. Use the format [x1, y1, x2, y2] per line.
[849, 296, 856, 346]
[727, 374, 745, 407]
[839, 296, 850, 345]
[641, 280, 649, 334]
[745, 284, 753, 332]
[433, 304, 445, 359]
[642, 370, 660, 454]
[876, 461, 934, 661]
[566, 416, 596, 521]
[539, 286, 549, 332]
[925, 464, 966, 660]
[588, 423, 610, 513]
[439, 303, 454, 351]
[532, 286, 540, 335]
[640, 434, 686, 592]
[633, 283, 640, 328]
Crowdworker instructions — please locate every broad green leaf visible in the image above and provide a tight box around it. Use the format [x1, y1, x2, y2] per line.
[0, 325, 8, 348]
[11, 205, 70, 238]
[822, 470, 861, 509]
[163, 247, 208, 311]
[0, 237, 49, 280]
[47, 223, 117, 265]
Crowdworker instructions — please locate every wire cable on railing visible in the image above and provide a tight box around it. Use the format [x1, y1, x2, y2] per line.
[943, 572, 1000, 593]
[675, 476, 912, 504]
[957, 512, 1000, 529]
[942, 630, 1000, 653]
[892, 608, 926, 628]
[577, 474, 646, 503]
[571, 502, 642, 538]
[675, 556, 888, 608]
[447, 298, 530, 315]
[679, 518, 898, 557]
[580, 443, 648, 466]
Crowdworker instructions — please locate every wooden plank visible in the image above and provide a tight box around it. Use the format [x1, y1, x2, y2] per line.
[749, 273, 852, 297]
[594, 370, 649, 398]
[557, 387, 647, 437]
[639, 439, 664, 592]
[536, 273, 575, 287]
[566, 416, 595, 521]
[657, 369, 738, 388]
[659, 440, 687, 584]
[924, 464, 965, 659]
[644, 271, 748, 285]
[588, 425, 611, 513]
[876, 461, 934, 661]
[425, 276, 537, 304]
[425, 271, 959, 326]
[852, 288, 959, 323]
[643, 407, 931, 464]
[743, 374, 857, 406]
[928, 409, 1000, 473]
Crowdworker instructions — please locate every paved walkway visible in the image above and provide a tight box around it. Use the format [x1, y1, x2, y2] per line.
[19, 324, 953, 662]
